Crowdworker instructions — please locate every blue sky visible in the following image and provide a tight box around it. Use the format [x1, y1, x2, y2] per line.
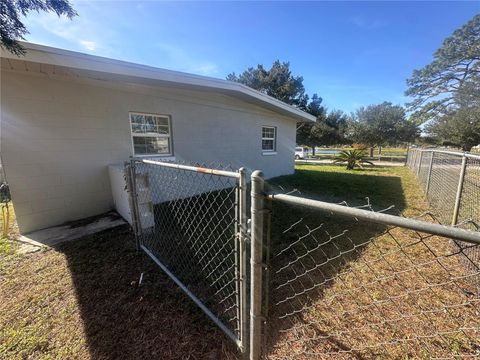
[23, 1, 479, 113]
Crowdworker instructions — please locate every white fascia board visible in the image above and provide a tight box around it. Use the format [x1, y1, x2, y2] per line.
[1, 42, 316, 123]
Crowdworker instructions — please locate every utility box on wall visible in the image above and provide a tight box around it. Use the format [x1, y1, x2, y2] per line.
[108, 164, 154, 230]
[134, 172, 155, 230]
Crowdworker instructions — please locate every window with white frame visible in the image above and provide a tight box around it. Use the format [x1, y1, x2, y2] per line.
[261, 126, 276, 152]
[130, 113, 172, 156]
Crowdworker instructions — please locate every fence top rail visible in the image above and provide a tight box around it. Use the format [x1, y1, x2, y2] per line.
[410, 149, 480, 160]
[268, 193, 480, 245]
[138, 159, 241, 179]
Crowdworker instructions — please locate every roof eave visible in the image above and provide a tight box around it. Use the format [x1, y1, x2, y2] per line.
[1, 42, 316, 123]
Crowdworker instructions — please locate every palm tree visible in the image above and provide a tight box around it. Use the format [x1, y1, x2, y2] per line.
[333, 150, 374, 170]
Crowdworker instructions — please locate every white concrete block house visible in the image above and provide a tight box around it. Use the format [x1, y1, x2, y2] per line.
[0, 43, 315, 234]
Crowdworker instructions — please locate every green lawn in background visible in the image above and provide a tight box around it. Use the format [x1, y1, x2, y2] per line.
[306, 147, 408, 160]
[318, 146, 407, 155]
[269, 164, 427, 216]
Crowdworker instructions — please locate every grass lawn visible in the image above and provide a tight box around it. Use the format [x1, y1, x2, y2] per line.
[1, 164, 478, 359]
[270, 164, 427, 216]
[265, 164, 480, 358]
[311, 147, 408, 160]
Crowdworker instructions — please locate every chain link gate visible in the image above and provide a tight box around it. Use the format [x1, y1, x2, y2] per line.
[126, 159, 248, 355]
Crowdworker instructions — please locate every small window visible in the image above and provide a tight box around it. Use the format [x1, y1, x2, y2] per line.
[130, 113, 172, 156]
[262, 126, 276, 152]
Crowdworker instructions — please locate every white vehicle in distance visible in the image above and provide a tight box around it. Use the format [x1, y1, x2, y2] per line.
[295, 146, 308, 160]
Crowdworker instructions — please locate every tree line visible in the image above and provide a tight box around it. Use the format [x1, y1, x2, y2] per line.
[228, 61, 419, 156]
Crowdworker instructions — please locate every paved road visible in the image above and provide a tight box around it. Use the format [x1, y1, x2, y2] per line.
[295, 159, 405, 167]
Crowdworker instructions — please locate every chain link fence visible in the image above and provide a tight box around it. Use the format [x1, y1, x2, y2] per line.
[250, 172, 480, 359]
[406, 149, 480, 229]
[126, 160, 480, 359]
[126, 159, 248, 354]
[407, 149, 480, 287]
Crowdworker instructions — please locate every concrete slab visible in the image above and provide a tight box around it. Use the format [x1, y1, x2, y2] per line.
[19, 212, 127, 248]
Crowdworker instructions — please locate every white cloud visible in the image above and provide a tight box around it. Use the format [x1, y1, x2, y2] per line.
[23, 12, 219, 77]
[351, 16, 386, 30]
[154, 42, 219, 76]
[79, 40, 97, 51]
[21, 3, 219, 77]
[22, 5, 116, 57]
[184, 62, 219, 76]
[351, 102, 366, 109]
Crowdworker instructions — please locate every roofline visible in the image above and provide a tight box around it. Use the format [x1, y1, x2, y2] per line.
[1, 42, 316, 123]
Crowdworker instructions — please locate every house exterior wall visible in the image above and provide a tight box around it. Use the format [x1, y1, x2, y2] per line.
[1, 70, 297, 233]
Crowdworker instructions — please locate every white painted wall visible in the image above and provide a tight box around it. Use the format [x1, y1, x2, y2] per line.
[108, 164, 132, 224]
[1, 69, 297, 234]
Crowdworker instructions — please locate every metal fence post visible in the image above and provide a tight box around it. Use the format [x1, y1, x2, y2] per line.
[250, 170, 265, 360]
[416, 150, 423, 177]
[237, 167, 248, 358]
[412, 149, 418, 172]
[126, 159, 141, 250]
[404, 144, 410, 166]
[425, 151, 434, 196]
[262, 195, 272, 355]
[452, 155, 468, 226]
[416, 150, 421, 173]
[416, 149, 420, 170]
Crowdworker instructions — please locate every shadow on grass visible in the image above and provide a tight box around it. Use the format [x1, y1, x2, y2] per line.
[54, 166, 407, 359]
[55, 225, 237, 360]
[145, 188, 241, 336]
[264, 167, 407, 357]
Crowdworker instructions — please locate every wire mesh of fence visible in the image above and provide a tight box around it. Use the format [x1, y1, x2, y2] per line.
[457, 156, 480, 283]
[427, 152, 463, 225]
[460, 156, 480, 232]
[417, 151, 432, 190]
[406, 149, 480, 296]
[125, 157, 480, 359]
[127, 159, 247, 351]
[406, 149, 480, 228]
[261, 194, 480, 359]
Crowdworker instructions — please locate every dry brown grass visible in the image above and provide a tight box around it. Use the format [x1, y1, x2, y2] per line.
[266, 223, 480, 359]
[265, 165, 480, 359]
[0, 226, 238, 360]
